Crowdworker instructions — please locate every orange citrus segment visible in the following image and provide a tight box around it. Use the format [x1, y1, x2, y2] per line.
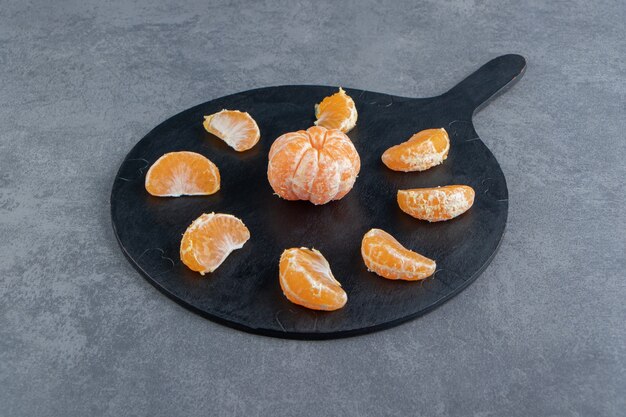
[203, 109, 260, 151]
[279, 247, 347, 311]
[361, 229, 436, 281]
[180, 213, 250, 275]
[314, 87, 358, 133]
[145, 151, 220, 197]
[267, 126, 360, 205]
[382, 128, 450, 172]
[397, 185, 475, 222]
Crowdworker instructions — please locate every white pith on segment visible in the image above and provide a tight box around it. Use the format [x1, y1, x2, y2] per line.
[398, 186, 475, 222]
[180, 213, 250, 275]
[203, 110, 260, 151]
[145, 151, 220, 197]
[361, 229, 436, 281]
[279, 248, 347, 311]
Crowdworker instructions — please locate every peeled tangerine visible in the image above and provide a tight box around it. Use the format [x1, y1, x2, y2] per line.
[382, 128, 450, 172]
[314, 87, 358, 133]
[145, 151, 220, 197]
[398, 185, 475, 222]
[361, 229, 436, 281]
[180, 213, 250, 275]
[279, 247, 347, 311]
[267, 126, 360, 205]
[203, 109, 260, 151]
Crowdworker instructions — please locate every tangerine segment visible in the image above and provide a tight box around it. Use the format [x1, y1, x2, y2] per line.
[180, 213, 250, 275]
[267, 126, 360, 205]
[314, 87, 358, 133]
[145, 151, 220, 197]
[382, 128, 450, 172]
[397, 185, 475, 222]
[279, 248, 347, 311]
[203, 110, 260, 151]
[361, 229, 436, 281]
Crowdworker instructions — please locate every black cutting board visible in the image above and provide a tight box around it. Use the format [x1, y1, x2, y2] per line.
[111, 54, 526, 339]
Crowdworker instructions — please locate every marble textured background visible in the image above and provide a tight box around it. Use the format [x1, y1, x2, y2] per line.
[1, 0, 624, 416]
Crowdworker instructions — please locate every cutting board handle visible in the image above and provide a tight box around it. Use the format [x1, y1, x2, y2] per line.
[443, 54, 526, 115]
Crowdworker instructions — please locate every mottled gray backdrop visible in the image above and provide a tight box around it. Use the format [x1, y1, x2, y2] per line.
[1, 0, 624, 416]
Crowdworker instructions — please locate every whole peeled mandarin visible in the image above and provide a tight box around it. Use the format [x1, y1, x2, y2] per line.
[267, 126, 360, 205]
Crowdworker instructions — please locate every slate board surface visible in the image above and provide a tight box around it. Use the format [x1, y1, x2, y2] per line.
[111, 54, 526, 339]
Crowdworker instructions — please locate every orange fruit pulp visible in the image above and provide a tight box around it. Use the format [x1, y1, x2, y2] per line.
[314, 87, 358, 133]
[397, 185, 475, 222]
[145, 151, 220, 197]
[382, 128, 450, 172]
[180, 213, 250, 275]
[279, 247, 347, 311]
[203, 109, 260, 152]
[361, 228, 436, 281]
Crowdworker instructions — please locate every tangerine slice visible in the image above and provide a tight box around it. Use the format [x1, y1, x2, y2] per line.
[180, 213, 250, 275]
[203, 109, 260, 151]
[279, 247, 347, 311]
[314, 87, 358, 133]
[382, 128, 450, 172]
[267, 126, 360, 205]
[361, 228, 436, 281]
[144, 151, 220, 197]
[397, 185, 475, 222]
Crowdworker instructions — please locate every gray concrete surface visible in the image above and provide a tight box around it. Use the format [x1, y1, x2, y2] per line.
[1, 0, 624, 415]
